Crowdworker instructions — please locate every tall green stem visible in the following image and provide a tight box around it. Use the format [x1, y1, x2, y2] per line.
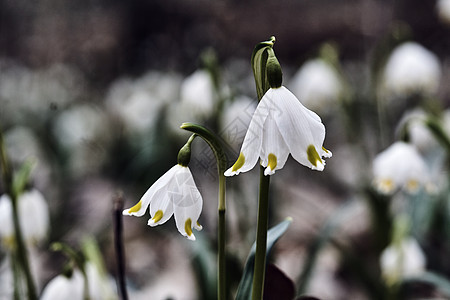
[251, 166, 270, 300]
[0, 130, 38, 300]
[180, 123, 228, 300]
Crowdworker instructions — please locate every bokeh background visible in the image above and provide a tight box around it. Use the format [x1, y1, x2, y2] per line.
[1, 0, 450, 299]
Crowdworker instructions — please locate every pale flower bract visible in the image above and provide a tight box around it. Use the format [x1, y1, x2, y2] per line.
[123, 164, 203, 241]
[224, 86, 331, 176]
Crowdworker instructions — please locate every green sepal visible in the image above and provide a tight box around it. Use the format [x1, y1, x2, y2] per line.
[12, 158, 36, 197]
[177, 134, 196, 167]
[266, 48, 283, 89]
[235, 217, 292, 300]
[251, 36, 276, 100]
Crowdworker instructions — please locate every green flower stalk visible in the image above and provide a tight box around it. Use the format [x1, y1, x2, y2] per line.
[0, 129, 38, 300]
[180, 123, 228, 300]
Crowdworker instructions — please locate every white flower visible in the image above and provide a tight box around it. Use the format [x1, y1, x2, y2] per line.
[123, 165, 203, 241]
[0, 189, 49, 247]
[437, 0, 450, 25]
[380, 237, 426, 285]
[224, 86, 331, 176]
[372, 142, 428, 194]
[40, 270, 84, 300]
[397, 109, 439, 153]
[381, 42, 441, 98]
[288, 59, 342, 112]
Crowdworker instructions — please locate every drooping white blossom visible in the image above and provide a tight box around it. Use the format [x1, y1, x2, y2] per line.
[225, 86, 331, 176]
[123, 164, 203, 240]
[0, 189, 49, 247]
[381, 42, 441, 98]
[372, 142, 428, 194]
[288, 59, 342, 113]
[380, 237, 426, 285]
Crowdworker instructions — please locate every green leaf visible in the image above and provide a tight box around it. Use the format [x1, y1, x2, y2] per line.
[235, 217, 292, 300]
[251, 36, 275, 100]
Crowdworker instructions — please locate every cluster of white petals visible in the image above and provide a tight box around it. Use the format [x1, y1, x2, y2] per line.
[225, 86, 331, 177]
[0, 189, 49, 246]
[288, 59, 342, 113]
[123, 165, 203, 240]
[381, 42, 441, 98]
[380, 237, 426, 285]
[372, 142, 428, 194]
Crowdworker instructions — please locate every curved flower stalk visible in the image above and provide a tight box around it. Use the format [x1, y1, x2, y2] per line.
[225, 85, 331, 176]
[123, 135, 203, 241]
[372, 141, 428, 195]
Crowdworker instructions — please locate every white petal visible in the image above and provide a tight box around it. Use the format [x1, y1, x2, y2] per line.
[123, 165, 180, 217]
[260, 105, 290, 175]
[272, 87, 327, 170]
[224, 95, 270, 176]
[171, 167, 203, 240]
[147, 190, 174, 226]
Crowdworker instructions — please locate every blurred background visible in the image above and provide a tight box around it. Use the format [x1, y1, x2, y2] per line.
[1, 0, 450, 299]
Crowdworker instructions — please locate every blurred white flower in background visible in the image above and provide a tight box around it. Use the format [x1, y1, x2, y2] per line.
[105, 71, 182, 134]
[437, 0, 450, 25]
[4, 126, 52, 190]
[381, 42, 441, 99]
[0, 61, 85, 125]
[166, 70, 216, 136]
[288, 59, 342, 113]
[372, 141, 428, 194]
[397, 109, 439, 153]
[40, 262, 117, 300]
[219, 95, 256, 149]
[0, 189, 49, 247]
[52, 104, 111, 177]
[380, 237, 426, 286]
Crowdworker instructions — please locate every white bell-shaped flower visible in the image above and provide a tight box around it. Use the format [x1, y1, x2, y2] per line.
[0, 189, 49, 247]
[123, 164, 203, 241]
[380, 237, 426, 285]
[372, 142, 428, 194]
[381, 42, 441, 98]
[40, 270, 84, 300]
[224, 86, 331, 176]
[288, 59, 342, 113]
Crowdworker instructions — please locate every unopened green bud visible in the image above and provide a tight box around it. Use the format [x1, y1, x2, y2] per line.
[177, 134, 196, 167]
[266, 48, 282, 88]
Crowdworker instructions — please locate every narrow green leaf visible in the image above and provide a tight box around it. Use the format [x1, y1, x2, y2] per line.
[235, 217, 292, 300]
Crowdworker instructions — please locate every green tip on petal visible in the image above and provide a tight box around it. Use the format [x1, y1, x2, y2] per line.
[232, 152, 245, 172]
[127, 200, 142, 214]
[151, 210, 164, 223]
[268, 153, 277, 171]
[307, 145, 323, 169]
[185, 218, 194, 240]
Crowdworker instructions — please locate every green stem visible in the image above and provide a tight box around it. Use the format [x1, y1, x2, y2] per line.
[0, 130, 38, 300]
[180, 123, 228, 300]
[251, 166, 270, 300]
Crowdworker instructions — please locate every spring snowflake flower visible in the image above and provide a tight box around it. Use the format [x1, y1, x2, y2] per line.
[123, 164, 203, 241]
[0, 189, 49, 247]
[381, 42, 441, 98]
[288, 59, 342, 112]
[372, 142, 428, 194]
[40, 269, 85, 300]
[380, 237, 426, 285]
[225, 86, 331, 176]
